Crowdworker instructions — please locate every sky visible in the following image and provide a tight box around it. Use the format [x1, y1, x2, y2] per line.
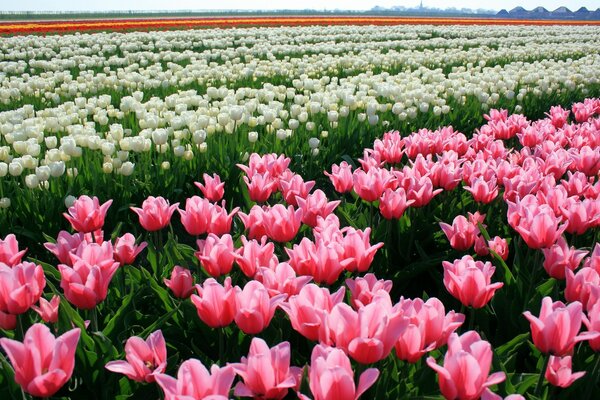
[2, 0, 600, 12]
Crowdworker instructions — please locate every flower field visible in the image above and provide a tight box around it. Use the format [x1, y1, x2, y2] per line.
[0, 22, 600, 399]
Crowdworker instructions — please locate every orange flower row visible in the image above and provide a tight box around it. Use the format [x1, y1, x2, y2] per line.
[1, 16, 599, 35]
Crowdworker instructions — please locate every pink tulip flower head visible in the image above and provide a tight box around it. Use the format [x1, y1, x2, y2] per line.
[195, 173, 225, 202]
[208, 201, 239, 236]
[487, 236, 509, 261]
[286, 238, 346, 285]
[155, 359, 235, 400]
[234, 280, 286, 334]
[0, 309, 16, 330]
[231, 338, 302, 399]
[352, 167, 394, 202]
[243, 172, 278, 203]
[340, 227, 384, 273]
[523, 297, 599, 356]
[279, 284, 345, 343]
[178, 196, 212, 236]
[296, 190, 341, 228]
[345, 273, 393, 309]
[279, 173, 315, 206]
[255, 263, 312, 298]
[512, 204, 567, 249]
[426, 331, 506, 400]
[442, 256, 504, 309]
[164, 266, 194, 299]
[299, 344, 379, 400]
[379, 188, 414, 220]
[542, 237, 588, 280]
[584, 301, 600, 351]
[0, 234, 27, 266]
[63, 195, 112, 233]
[131, 196, 179, 232]
[238, 205, 269, 240]
[106, 330, 167, 383]
[191, 277, 237, 328]
[0, 323, 80, 398]
[195, 234, 235, 277]
[324, 161, 353, 194]
[44, 231, 86, 266]
[58, 258, 119, 310]
[235, 236, 278, 278]
[544, 355, 586, 388]
[31, 295, 60, 324]
[565, 266, 600, 311]
[439, 215, 479, 251]
[0, 261, 46, 315]
[114, 233, 147, 266]
[464, 177, 499, 204]
[264, 204, 303, 243]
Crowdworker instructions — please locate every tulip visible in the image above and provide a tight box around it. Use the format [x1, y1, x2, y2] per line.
[340, 227, 384, 273]
[195, 234, 235, 277]
[279, 173, 315, 206]
[44, 231, 86, 266]
[235, 236, 278, 278]
[255, 263, 312, 298]
[155, 359, 235, 400]
[0, 234, 27, 267]
[0, 323, 80, 398]
[512, 204, 566, 249]
[299, 344, 379, 400]
[542, 237, 588, 280]
[195, 173, 225, 202]
[0, 309, 16, 330]
[487, 236, 509, 261]
[345, 273, 393, 309]
[279, 284, 345, 343]
[238, 205, 269, 240]
[523, 297, 599, 355]
[442, 256, 503, 309]
[164, 266, 194, 299]
[63, 195, 112, 233]
[352, 167, 394, 202]
[235, 281, 285, 334]
[264, 204, 303, 243]
[544, 355, 585, 388]
[190, 277, 236, 328]
[584, 302, 600, 351]
[131, 196, 179, 231]
[243, 172, 278, 203]
[0, 262, 46, 315]
[464, 177, 499, 204]
[379, 188, 414, 219]
[324, 161, 353, 194]
[328, 293, 408, 364]
[231, 338, 301, 399]
[565, 267, 600, 311]
[296, 190, 340, 228]
[439, 215, 479, 251]
[31, 295, 60, 324]
[208, 201, 239, 236]
[178, 196, 212, 236]
[106, 330, 167, 383]
[426, 331, 506, 400]
[286, 238, 347, 285]
[114, 233, 147, 266]
[58, 258, 119, 309]
[70, 241, 115, 270]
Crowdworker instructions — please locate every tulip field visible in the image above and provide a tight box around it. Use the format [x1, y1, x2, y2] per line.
[1, 21, 600, 400]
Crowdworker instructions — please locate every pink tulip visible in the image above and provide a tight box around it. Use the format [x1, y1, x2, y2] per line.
[238, 205, 269, 240]
[565, 267, 600, 311]
[114, 233, 147, 266]
[45, 231, 86, 266]
[190, 277, 236, 328]
[279, 284, 345, 343]
[0, 234, 27, 267]
[379, 188, 414, 219]
[131, 196, 179, 231]
[345, 273, 392, 309]
[286, 238, 346, 285]
[164, 266, 194, 299]
[243, 172, 278, 203]
[58, 258, 119, 310]
[352, 167, 394, 202]
[234, 281, 285, 334]
[235, 236, 278, 278]
[512, 204, 567, 249]
[0, 323, 80, 398]
[546, 105, 570, 128]
[329, 293, 408, 364]
[31, 295, 60, 324]
[542, 237, 588, 280]
[488, 236, 509, 261]
[195, 234, 235, 277]
[544, 355, 586, 388]
[207, 201, 239, 236]
[340, 227, 384, 273]
[255, 263, 312, 298]
[231, 338, 301, 399]
[70, 241, 115, 270]
[279, 173, 315, 206]
[439, 215, 479, 251]
[0, 261, 45, 315]
[324, 161, 353, 194]
[296, 190, 340, 228]
[395, 297, 465, 363]
[106, 330, 167, 383]
[442, 256, 503, 309]
[373, 130, 404, 164]
[63, 195, 112, 233]
[155, 359, 235, 400]
[264, 204, 303, 243]
[403, 173, 442, 207]
[237, 153, 290, 180]
[584, 302, 600, 351]
[426, 331, 506, 400]
[523, 297, 599, 355]
[195, 173, 225, 202]
[299, 344, 379, 400]
[178, 196, 212, 236]
[464, 177, 499, 204]
[0, 309, 16, 330]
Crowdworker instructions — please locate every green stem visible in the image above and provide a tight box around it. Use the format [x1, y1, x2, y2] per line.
[468, 307, 476, 331]
[534, 353, 550, 398]
[90, 308, 99, 332]
[584, 353, 600, 400]
[218, 328, 225, 362]
[16, 314, 25, 341]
